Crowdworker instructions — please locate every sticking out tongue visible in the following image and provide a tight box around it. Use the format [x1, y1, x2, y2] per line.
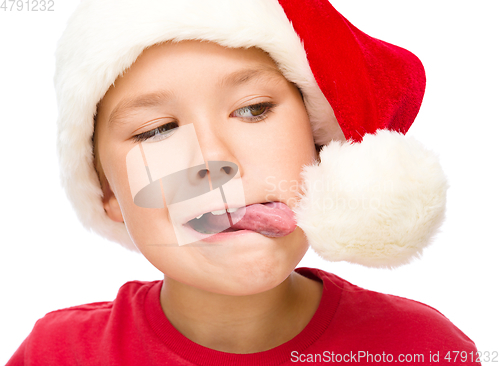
[204, 202, 296, 237]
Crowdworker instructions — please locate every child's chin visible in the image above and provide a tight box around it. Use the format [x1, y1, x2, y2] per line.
[203, 264, 291, 296]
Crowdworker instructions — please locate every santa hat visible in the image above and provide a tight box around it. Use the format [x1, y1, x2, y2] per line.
[55, 0, 448, 268]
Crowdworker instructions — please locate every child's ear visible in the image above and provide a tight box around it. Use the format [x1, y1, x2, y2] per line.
[101, 176, 124, 223]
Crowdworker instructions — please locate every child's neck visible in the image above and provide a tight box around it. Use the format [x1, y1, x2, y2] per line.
[159, 271, 323, 353]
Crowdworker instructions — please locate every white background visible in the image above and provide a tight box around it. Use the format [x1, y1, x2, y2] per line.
[1, 1, 499, 363]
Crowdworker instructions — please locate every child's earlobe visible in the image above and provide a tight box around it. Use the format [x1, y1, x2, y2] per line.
[103, 196, 124, 223]
[101, 181, 124, 223]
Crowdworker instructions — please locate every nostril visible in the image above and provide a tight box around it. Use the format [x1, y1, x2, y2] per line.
[221, 166, 232, 175]
[198, 169, 209, 179]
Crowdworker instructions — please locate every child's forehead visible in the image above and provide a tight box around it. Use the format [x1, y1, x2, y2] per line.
[123, 41, 282, 80]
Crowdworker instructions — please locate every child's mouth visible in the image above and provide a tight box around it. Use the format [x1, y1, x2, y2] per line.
[185, 202, 297, 238]
[186, 211, 241, 235]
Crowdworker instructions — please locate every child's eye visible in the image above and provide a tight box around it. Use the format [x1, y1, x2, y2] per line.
[132, 102, 275, 144]
[230, 102, 276, 122]
[133, 121, 178, 143]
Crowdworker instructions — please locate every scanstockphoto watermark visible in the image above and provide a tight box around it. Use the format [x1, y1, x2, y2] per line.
[291, 350, 426, 363]
[291, 350, 499, 363]
[1, 0, 54, 11]
[264, 176, 395, 195]
[264, 176, 394, 211]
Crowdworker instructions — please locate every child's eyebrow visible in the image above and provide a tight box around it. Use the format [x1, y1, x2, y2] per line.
[107, 66, 284, 128]
[217, 65, 285, 88]
[107, 90, 173, 128]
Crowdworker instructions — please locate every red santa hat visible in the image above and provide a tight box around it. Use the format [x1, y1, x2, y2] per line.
[55, 0, 448, 268]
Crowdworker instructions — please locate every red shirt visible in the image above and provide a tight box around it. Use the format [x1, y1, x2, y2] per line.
[7, 267, 479, 365]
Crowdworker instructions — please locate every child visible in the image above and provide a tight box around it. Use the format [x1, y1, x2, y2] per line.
[7, 0, 479, 364]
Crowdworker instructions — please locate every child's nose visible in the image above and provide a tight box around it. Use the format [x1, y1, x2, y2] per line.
[192, 119, 243, 175]
[196, 161, 238, 190]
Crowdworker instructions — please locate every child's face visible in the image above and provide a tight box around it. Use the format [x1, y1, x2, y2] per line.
[95, 41, 319, 295]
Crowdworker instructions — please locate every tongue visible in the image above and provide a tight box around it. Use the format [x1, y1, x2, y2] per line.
[204, 202, 296, 237]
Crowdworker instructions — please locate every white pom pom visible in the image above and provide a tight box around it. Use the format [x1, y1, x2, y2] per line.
[293, 130, 449, 268]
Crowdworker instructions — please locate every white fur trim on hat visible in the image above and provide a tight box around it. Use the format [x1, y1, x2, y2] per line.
[293, 130, 449, 268]
[54, 0, 341, 251]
